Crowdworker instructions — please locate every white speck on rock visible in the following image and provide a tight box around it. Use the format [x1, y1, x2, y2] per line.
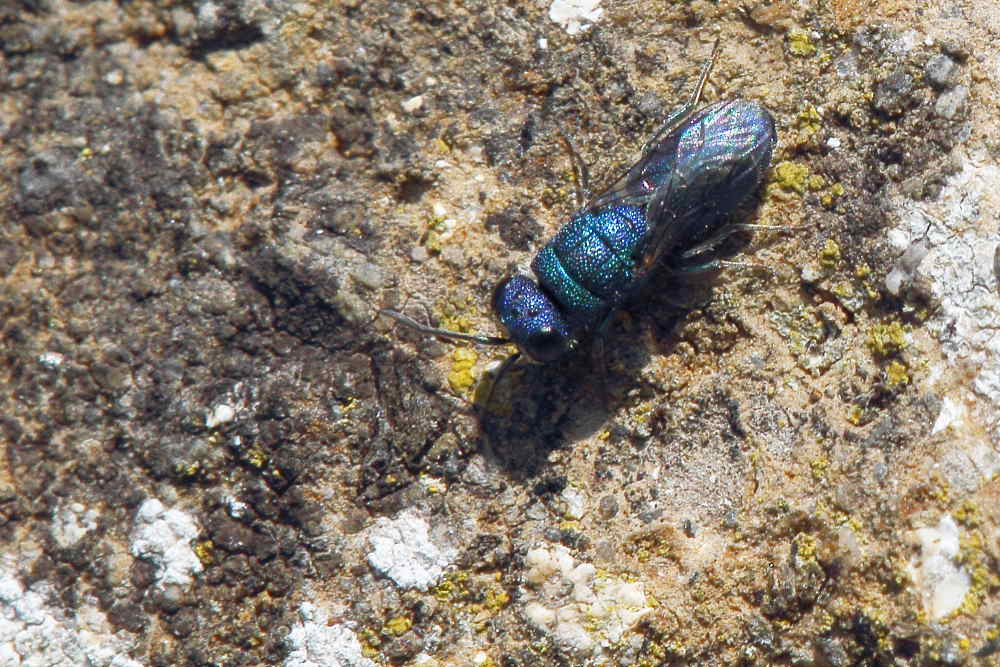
[206, 403, 236, 429]
[130, 498, 203, 588]
[366, 509, 457, 591]
[402, 95, 424, 113]
[560, 487, 587, 520]
[38, 352, 65, 370]
[931, 397, 964, 435]
[0, 560, 142, 667]
[908, 515, 970, 620]
[549, 0, 603, 35]
[285, 603, 376, 667]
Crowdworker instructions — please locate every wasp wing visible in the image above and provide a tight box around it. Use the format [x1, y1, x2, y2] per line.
[592, 100, 776, 280]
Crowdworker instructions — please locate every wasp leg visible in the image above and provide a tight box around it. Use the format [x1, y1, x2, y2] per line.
[556, 128, 592, 210]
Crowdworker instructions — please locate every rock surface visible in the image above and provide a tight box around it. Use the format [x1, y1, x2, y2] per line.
[2, 0, 999, 665]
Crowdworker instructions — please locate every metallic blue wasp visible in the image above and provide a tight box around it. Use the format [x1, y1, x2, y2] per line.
[381, 41, 777, 401]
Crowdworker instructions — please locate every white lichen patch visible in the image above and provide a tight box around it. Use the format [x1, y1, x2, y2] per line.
[51, 502, 99, 549]
[366, 509, 457, 591]
[521, 545, 651, 655]
[549, 0, 603, 35]
[129, 498, 203, 588]
[907, 515, 970, 620]
[285, 603, 375, 667]
[0, 560, 141, 667]
[892, 162, 1000, 408]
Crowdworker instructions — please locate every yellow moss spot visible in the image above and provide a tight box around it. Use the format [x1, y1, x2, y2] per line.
[855, 263, 871, 279]
[448, 347, 478, 394]
[773, 161, 810, 193]
[435, 137, 450, 153]
[384, 615, 412, 636]
[867, 321, 907, 358]
[788, 30, 817, 57]
[818, 239, 841, 268]
[193, 540, 215, 566]
[810, 456, 829, 481]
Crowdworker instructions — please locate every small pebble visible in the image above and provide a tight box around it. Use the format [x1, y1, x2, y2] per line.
[925, 54, 957, 89]
[934, 85, 967, 119]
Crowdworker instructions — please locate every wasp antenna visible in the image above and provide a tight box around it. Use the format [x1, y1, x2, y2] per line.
[379, 309, 509, 346]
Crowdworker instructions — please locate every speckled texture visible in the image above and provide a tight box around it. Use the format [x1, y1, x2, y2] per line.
[2, 0, 1000, 665]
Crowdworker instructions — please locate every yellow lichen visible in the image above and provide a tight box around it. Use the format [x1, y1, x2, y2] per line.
[794, 532, 818, 562]
[819, 239, 841, 268]
[246, 446, 268, 468]
[788, 30, 817, 57]
[795, 106, 823, 136]
[847, 405, 864, 426]
[821, 182, 846, 207]
[384, 615, 412, 636]
[773, 161, 810, 193]
[483, 587, 510, 613]
[867, 321, 907, 358]
[810, 456, 830, 482]
[193, 540, 215, 566]
[448, 347, 478, 394]
[954, 500, 982, 528]
[886, 360, 909, 387]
